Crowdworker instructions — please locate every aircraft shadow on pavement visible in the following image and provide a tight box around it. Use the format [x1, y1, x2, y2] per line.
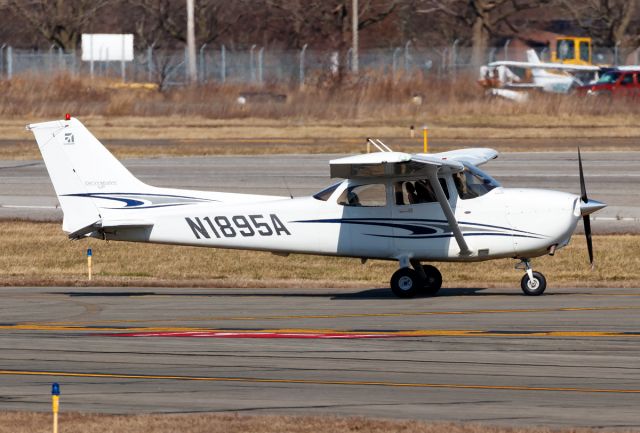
[331, 287, 492, 300]
[55, 287, 506, 300]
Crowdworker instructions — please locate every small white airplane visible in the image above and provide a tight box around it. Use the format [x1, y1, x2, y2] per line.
[28, 116, 606, 298]
[481, 49, 600, 101]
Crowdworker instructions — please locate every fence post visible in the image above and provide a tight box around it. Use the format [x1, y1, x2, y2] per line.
[120, 36, 126, 82]
[199, 43, 207, 83]
[48, 45, 54, 72]
[451, 39, 460, 76]
[7, 46, 12, 80]
[614, 42, 620, 66]
[258, 47, 264, 84]
[0, 44, 5, 77]
[488, 47, 496, 63]
[504, 39, 511, 61]
[221, 44, 226, 83]
[57, 47, 63, 71]
[392, 47, 401, 80]
[249, 44, 256, 82]
[147, 46, 153, 82]
[184, 46, 189, 82]
[299, 44, 307, 87]
[71, 49, 77, 76]
[404, 41, 412, 70]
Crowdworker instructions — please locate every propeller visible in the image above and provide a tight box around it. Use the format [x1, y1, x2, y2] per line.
[577, 148, 606, 269]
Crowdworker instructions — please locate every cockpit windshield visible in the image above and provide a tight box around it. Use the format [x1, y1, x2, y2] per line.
[453, 164, 501, 200]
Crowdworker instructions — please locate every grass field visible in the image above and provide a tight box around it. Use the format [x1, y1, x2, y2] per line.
[4, 113, 640, 160]
[1, 221, 638, 289]
[0, 412, 633, 433]
[1, 72, 640, 159]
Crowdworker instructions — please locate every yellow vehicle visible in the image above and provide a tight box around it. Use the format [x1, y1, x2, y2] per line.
[551, 37, 592, 65]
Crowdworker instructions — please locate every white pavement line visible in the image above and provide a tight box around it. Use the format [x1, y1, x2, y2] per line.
[0, 205, 58, 209]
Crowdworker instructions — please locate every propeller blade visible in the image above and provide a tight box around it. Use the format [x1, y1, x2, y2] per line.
[579, 148, 595, 269]
[583, 215, 594, 269]
[578, 147, 588, 203]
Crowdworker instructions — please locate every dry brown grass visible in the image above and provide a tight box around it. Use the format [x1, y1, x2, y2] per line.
[0, 412, 634, 433]
[0, 71, 636, 120]
[1, 221, 638, 289]
[0, 72, 639, 159]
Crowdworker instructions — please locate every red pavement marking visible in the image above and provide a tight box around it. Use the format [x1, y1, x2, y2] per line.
[105, 331, 399, 339]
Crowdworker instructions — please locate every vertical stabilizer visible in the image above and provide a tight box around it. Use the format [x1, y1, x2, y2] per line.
[27, 117, 149, 234]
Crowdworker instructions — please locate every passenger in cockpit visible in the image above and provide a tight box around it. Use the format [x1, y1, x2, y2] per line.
[415, 180, 436, 203]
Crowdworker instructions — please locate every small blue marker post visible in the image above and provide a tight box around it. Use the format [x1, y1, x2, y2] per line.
[87, 248, 93, 281]
[51, 383, 60, 433]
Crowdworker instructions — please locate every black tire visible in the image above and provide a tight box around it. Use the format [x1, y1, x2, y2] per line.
[390, 268, 421, 298]
[421, 265, 442, 296]
[521, 271, 547, 296]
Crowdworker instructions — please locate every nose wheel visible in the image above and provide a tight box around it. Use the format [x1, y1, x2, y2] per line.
[517, 259, 547, 296]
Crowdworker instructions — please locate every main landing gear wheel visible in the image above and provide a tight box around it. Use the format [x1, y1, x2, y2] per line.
[421, 265, 442, 296]
[521, 271, 547, 296]
[390, 268, 421, 298]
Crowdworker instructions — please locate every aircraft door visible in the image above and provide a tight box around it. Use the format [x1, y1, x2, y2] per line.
[391, 178, 452, 260]
[335, 181, 392, 258]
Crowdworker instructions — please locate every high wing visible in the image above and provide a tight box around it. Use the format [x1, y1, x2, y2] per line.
[330, 148, 499, 257]
[488, 60, 600, 72]
[329, 148, 497, 179]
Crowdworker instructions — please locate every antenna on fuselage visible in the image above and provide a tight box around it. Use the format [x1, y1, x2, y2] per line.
[282, 177, 294, 199]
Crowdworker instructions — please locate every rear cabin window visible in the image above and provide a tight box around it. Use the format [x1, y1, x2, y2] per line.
[621, 73, 634, 85]
[394, 178, 448, 205]
[337, 183, 386, 207]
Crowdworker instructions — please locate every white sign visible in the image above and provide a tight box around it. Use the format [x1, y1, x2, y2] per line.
[81, 34, 134, 62]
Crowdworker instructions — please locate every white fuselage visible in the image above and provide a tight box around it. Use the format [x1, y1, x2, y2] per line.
[97, 177, 580, 263]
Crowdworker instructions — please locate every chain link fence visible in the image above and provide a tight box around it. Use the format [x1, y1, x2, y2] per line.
[1, 43, 637, 86]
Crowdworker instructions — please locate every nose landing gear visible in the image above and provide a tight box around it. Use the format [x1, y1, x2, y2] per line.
[517, 258, 547, 296]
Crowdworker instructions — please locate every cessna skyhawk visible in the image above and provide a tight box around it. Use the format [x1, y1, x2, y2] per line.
[28, 116, 606, 298]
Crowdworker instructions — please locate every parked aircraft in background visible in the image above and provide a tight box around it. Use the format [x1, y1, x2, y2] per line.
[28, 116, 606, 298]
[479, 49, 600, 102]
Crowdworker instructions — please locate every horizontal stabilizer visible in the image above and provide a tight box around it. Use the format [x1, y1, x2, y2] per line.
[68, 219, 154, 240]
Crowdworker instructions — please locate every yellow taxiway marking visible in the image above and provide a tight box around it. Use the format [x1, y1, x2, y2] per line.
[0, 323, 638, 338]
[31, 305, 640, 327]
[1, 369, 639, 394]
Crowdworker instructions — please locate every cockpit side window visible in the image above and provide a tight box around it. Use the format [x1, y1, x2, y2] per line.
[313, 182, 341, 201]
[394, 178, 448, 205]
[337, 183, 387, 207]
[454, 165, 500, 200]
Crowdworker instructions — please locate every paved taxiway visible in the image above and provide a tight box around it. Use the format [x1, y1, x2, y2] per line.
[0, 151, 638, 232]
[1, 286, 639, 427]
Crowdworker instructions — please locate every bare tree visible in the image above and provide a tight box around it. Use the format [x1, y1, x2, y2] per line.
[130, 0, 249, 48]
[6, 0, 109, 51]
[561, 0, 640, 54]
[421, 0, 551, 66]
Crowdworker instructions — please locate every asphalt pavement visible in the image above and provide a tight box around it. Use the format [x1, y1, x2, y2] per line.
[0, 285, 638, 427]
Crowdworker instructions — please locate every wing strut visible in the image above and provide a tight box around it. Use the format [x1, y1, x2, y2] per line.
[427, 171, 472, 256]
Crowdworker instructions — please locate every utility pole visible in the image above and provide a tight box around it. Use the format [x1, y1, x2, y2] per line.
[186, 0, 197, 83]
[351, 0, 358, 73]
